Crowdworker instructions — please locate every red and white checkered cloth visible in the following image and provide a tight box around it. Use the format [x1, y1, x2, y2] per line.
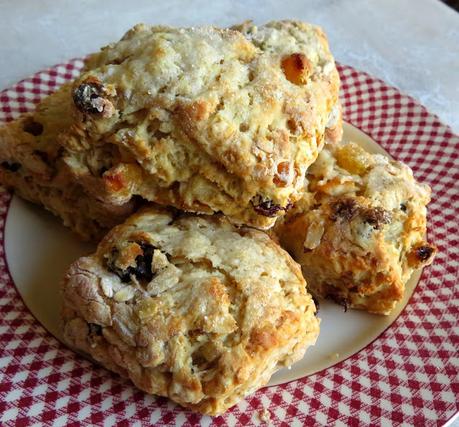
[0, 60, 458, 426]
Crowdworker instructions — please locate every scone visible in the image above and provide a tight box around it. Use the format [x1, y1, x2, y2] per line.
[57, 20, 340, 229]
[274, 142, 436, 315]
[0, 21, 340, 232]
[61, 207, 319, 415]
[0, 84, 136, 240]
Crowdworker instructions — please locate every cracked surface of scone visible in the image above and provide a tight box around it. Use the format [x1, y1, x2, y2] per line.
[61, 207, 319, 415]
[0, 84, 136, 240]
[60, 20, 340, 229]
[274, 142, 436, 315]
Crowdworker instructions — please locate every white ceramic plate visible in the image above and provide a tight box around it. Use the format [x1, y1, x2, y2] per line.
[4, 122, 422, 387]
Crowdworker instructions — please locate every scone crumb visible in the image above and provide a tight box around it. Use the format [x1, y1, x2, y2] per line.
[257, 408, 272, 424]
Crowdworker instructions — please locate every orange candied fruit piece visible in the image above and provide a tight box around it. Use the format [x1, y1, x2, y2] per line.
[336, 143, 371, 175]
[281, 53, 311, 85]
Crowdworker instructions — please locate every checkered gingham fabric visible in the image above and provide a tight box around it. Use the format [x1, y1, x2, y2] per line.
[0, 60, 458, 427]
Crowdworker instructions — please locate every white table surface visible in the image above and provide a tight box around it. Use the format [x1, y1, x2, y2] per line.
[0, 0, 458, 133]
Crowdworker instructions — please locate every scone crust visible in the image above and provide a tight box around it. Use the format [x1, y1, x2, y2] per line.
[61, 20, 340, 228]
[275, 142, 436, 315]
[62, 207, 319, 415]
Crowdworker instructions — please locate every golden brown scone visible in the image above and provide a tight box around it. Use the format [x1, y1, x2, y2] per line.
[61, 207, 319, 415]
[58, 20, 340, 229]
[274, 142, 436, 315]
[0, 84, 136, 240]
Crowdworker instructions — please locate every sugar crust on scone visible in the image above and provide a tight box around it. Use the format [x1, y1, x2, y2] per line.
[274, 142, 436, 315]
[62, 207, 319, 415]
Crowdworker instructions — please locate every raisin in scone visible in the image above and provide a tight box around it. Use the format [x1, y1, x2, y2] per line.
[0, 84, 136, 240]
[58, 20, 340, 229]
[61, 207, 319, 415]
[274, 142, 436, 315]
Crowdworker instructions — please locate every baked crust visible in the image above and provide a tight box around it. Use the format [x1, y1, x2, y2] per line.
[61, 207, 319, 415]
[60, 20, 340, 229]
[274, 142, 436, 315]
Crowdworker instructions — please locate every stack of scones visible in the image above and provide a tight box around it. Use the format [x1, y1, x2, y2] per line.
[0, 21, 435, 415]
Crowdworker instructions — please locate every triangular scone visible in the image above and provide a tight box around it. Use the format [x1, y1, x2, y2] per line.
[0, 20, 340, 235]
[274, 142, 436, 315]
[60, 20, 340, 229]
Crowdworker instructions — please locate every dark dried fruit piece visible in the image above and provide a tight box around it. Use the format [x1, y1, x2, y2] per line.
[88, 323, 103, 336]
[324, 284, 349, 312]
[73, 82, 114, 116]
[251, 196, 282, 217]
[73, 82, 103, 113]
[408, 243, 436, 267]
[326, 291, 349, 312]
[130, 243, 155, 283]
[253, 200, 282, 217]
[88, 323, 103, 345]
[330, 198, 391, 230]
[107, 243, 156, 283]
[1, 161, 21, 172]
[251, 195, 292, 217]
[330, 198, 358, 221]
[415, 245, 435, 262]
[33, 150, 52, 166]
[362, 206, 391, 229]
[23, 120, 43, 136]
